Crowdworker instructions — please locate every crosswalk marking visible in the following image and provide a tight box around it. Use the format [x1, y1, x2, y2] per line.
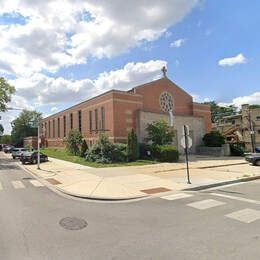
[12, 180, 25, 189]
[187, 199, 226, 210]
[225, 208, 260, 223]
[161, 193, 194, 201]
[29, 180, 44, 187]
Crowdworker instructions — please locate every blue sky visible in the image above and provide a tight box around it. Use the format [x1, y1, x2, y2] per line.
[0, 0, 260, 133]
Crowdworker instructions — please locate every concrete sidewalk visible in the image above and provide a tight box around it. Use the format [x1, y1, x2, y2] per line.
[13, 154, 259, 201]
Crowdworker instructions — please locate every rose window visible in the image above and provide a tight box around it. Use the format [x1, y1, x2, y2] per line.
[160, 92, 173, 112]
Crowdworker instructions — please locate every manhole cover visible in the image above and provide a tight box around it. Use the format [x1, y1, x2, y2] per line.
[59, 217, 87, 230]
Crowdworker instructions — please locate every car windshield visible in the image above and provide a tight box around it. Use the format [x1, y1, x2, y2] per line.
[22, 151, 33, 156]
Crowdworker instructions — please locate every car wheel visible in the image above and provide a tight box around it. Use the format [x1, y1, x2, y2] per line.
[12, 156, 15, 159]
[255, 160, 260, 166]
[32, 158, 37, 164]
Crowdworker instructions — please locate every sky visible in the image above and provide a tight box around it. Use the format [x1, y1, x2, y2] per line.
[0, 0, 260, 134]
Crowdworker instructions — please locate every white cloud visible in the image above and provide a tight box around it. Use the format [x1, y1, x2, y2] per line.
[170, 38, 185, 48]
[0, 0, 198, 76]
[218, 53, 247, 67]
[232, 92, 260, 107]
[51, 107, 58, 112]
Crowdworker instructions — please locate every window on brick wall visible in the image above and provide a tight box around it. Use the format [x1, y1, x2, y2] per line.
[89, 111, 92, 132]
[48, 121, 50, 138]
[101, 107, 105, 130]
[95, 109, 98, 130]
[58, 118, 60, 138]
[70, 113, 73, 129]
[53, 119, 55, 138]
[78, 110, 82, 133]
[63, 115, 66, 137]
[44, 122, 47, 137]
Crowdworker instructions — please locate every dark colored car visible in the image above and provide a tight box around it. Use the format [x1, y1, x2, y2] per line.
[3, 145, 14, 153]
[255, 147, 260, 153]
[245, 154, 260, 166]
[20, 151, 48, 165]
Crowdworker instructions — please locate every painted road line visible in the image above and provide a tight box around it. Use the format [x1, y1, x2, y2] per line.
[12, 180, 25, 189]
[161, 193, 194, 201]
[29, 180, 44, 187]
[210, 193, 260, 205]
[225, 208, 260, 223]
[187, 199, 226, 210]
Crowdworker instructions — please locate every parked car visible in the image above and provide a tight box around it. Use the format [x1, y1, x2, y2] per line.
[3, 145, 14, 153]
[20, 151, 48, 165]
[12, 148, 28, 159]
[255, 147, 260, 153]
[245, 153, 260, 166]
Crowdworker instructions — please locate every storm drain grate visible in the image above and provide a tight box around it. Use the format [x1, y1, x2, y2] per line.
[59, 217, 88, 230]
[141, 187, 172, 194]
[22, 177, 34, 180]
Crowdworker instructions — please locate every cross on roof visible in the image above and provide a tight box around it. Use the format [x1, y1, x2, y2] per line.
[161, 66, 167, 77]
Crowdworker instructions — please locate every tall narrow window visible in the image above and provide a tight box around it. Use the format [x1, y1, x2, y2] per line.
[48, 121, 50, 138]
[44, 122, 47, 137]
[63, 115, 66, 137]
[57, 118, 60, 138]
[95, 109, 98, 130]
[53, 119, 55, 138]
[101, 107, 105, 130]
[78, 110, 82, 133]
[89, 111, 92, 132]
[70, 113, 73, 129]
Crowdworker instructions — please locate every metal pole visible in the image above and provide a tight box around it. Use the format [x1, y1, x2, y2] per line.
[37, 121, 40, 170]
[184, 125, 191, 184]
[248, 109, 255, 153]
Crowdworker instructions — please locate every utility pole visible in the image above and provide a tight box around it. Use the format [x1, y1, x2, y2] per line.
[37, 121, 40, 170]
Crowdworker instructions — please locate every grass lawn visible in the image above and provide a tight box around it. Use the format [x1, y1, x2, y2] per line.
[41, 148, 158, 168]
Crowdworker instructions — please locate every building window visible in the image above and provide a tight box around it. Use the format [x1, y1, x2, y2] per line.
[101, 107, 105, 130]
[89, 111, 92, 132]
[57, 118, 60, 138]
[48, 121, 50, 138]
[258, 130, 260, 135]
[78, 110, 82, 133]
[95, 109, 98, 130]
[53, 119, 55, 138]
[44, 122, 47, 137]
[70, 113, 73, 129]
[63, 115, 66, 137]
[256, 116, 260, 121]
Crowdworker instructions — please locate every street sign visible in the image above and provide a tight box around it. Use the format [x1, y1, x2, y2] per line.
[181, 136, 192, 149]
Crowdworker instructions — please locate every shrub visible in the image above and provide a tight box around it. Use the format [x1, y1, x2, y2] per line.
[126, 129, 139, 161]
[230, 144, 244, 156]
[86, 135, 127, 163]
[63, 129, 83, 155]
[139, 143, 153, 159]
[202, 131, 225, 147]
[151, 145, 179, 162]
[80, 139, 88, 157]
[146, 120, 175, 145]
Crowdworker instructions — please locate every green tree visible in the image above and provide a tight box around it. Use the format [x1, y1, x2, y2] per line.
[1, 134, 12, 144]
[80, 139, 88, 157]
[0, 77, 15, 112]
[126, 129, 139, 161]
[11, 110, 42, 144]
[64, 129, 83, 155]
[0, 124, 4, 136]
[202, 131, 225, 147]
[146, 120, 175, 145]
[204, 101, 237, 123]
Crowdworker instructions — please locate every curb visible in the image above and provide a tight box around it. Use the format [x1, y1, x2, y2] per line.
[55, 186, 149, 201]
[183, 175, 260, 191]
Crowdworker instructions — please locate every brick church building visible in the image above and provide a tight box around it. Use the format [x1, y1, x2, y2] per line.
[41, 69, 211, 152]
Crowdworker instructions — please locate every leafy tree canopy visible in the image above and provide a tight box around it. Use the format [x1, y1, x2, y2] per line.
[64, 129, 83, 155]
[0, 77, 15, 112]
[11, 110, 42, 144]
[145, 120, 174, 145]
[204, 101, 238, 123]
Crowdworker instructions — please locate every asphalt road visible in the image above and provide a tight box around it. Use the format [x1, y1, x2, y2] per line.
[0, 153, 259, 260]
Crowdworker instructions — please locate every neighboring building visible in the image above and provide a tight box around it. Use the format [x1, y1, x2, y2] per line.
[23, 136, 38, 149]
[214, 104, 260, 152]
[41, 71, 211, 153]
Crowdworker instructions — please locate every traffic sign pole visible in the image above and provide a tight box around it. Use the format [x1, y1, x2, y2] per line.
[184, 125, 191, 184]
